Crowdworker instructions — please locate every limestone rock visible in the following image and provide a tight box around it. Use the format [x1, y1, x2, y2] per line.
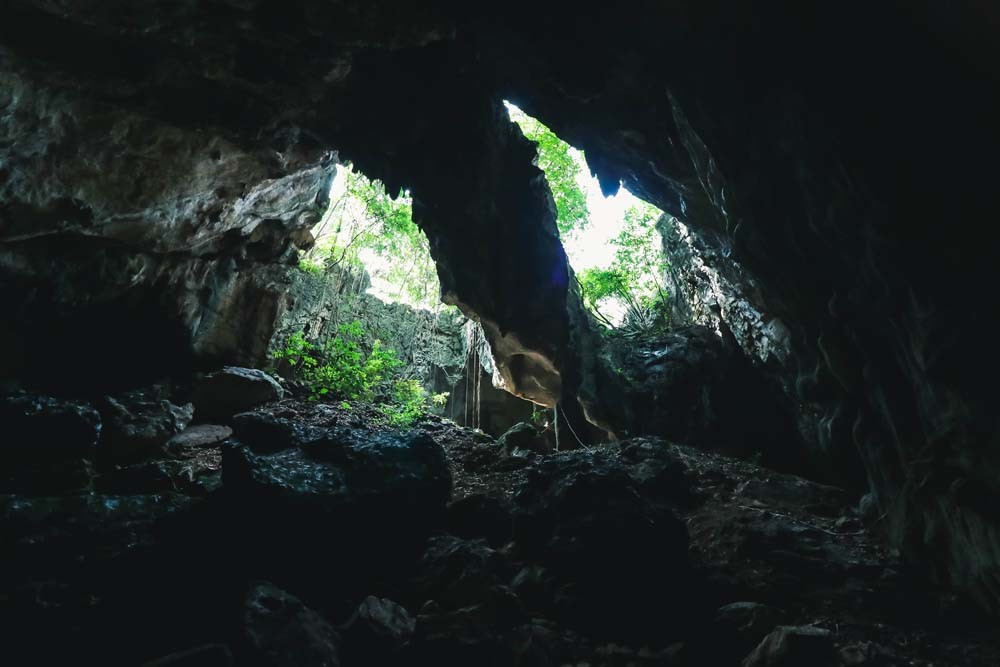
[230, 409, 326, 453]
[166, 424, 233, 452]
[1, 0, 999, 614]
[714, 602, 788, 660]
[222, 426, 451, 595]
[193, 367, 284, 421]
[497, 421, 552, 457]
[741, 625, 837, 667]
[341, 596, 415, 663]
[512, 447, 691, 641]
[621, 325, 803, 471]
[100, 388, 194, 463]
[244, 582, 340, 667]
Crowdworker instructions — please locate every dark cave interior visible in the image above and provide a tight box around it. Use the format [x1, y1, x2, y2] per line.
[1, 1, 999, 665]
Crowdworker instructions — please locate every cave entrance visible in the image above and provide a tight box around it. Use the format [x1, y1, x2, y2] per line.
[271, 162, 535, 435]
[300, 163, 447, 314]
[505, 103, 671, 332]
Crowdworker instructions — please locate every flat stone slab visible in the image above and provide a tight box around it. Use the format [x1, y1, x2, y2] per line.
[168, 424, 233, 450]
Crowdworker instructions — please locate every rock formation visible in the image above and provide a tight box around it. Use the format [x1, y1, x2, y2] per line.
[1, 0, 999, 643]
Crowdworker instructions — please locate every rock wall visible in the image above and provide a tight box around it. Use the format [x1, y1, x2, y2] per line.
[2, 0, 999, 611]
[658, 215, 792, 371]
[272, 269, 534, 434]
[271, 264, 467, 395]
[0, 62, 331, 393]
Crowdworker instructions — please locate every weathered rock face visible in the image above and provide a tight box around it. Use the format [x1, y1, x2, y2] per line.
[1, 0, 999, 612]
[617, 325, 809, 477]
[271, 264, 467, 397]
[443, 322, 537, 436]
[511, 443, 693, 640]
[272, 268, 536, 435]
[658, 215, 792, 371]
[4, 394, 999, 665]
[0, 63, 331, 393]
[192, 366, 284, 421]
[99, 387, 194, 464]
[243, 582, 341, 667]
[221, 417, 452, 596]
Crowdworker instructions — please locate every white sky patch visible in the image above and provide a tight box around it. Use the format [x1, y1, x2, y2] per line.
[502, 102, 645, 273]
[563, 160, 647, 272]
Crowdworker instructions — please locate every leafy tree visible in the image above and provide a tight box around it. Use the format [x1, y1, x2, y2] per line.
[577, 202, 670, 330]
[506, 104, 590, 236]
[299, 166, 444, 311]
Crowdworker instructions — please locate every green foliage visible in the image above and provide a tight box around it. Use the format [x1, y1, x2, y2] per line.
[271, 321, 402, 402]
[577, 201, 671, 331]
[381, 379, 428, 428]
[530, 405, 551, 428]
[299, 166, 443, 310]
[506, 104, 589, 236]
[505, 104, 670, 332]
[297, 259, 324, 276]
[271, 321, 443, 428]
[379, 382, 450, 428]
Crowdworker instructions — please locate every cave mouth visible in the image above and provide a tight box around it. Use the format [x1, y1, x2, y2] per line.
[3, 3, 1000, 663]
[505, 102, 670, 330]
[268, 160, 539, 436]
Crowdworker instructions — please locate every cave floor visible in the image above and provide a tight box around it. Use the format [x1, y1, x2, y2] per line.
[2, 397, 998, 666]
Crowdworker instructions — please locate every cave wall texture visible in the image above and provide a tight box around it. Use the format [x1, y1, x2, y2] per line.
[1, 1, 999, 611]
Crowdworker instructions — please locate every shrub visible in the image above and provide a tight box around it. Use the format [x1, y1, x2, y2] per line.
[271, 321, 445, 427]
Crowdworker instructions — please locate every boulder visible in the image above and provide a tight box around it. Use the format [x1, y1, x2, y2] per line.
[734, 476, 852, 517]
[193, 367, 283, 421]
[621, 325, 803, 471]
[100, 388, 194, 464]
[741, 625, 837, 667]
[340, 596, 415, 664]
[497, 422, 552, 457]
[712, 602, 787, 661]
[166, 424, 233, 452]
[0, 393, 101, 494]
[230, 409, 325, 453]
[244, 582, 340, 667]
[97, 457, 222, 496]
[414, 536, 512, 612]
[222, 426, 451, 595]
[412, 537, 528, 663]
[512, 447, 691, 641]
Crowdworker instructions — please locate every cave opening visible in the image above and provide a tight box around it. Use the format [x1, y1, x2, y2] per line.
[505, 102, 671, 331]
[2, 4, 1000, 665]
[270, 159, 537, 436]
[299, 163, 447, 314]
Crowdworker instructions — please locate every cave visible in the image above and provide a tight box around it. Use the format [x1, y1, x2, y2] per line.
[2, 2, 999, 665]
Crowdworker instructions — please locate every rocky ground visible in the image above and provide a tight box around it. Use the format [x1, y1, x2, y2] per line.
[2, 380, 998, 666]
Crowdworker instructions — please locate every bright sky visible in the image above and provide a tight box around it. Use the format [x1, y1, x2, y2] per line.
[562, 147, 645, 271]
[502, 102, 645, 273]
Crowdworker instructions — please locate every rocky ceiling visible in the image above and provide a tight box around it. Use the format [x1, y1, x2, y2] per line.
[1, 1, 999, 611]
